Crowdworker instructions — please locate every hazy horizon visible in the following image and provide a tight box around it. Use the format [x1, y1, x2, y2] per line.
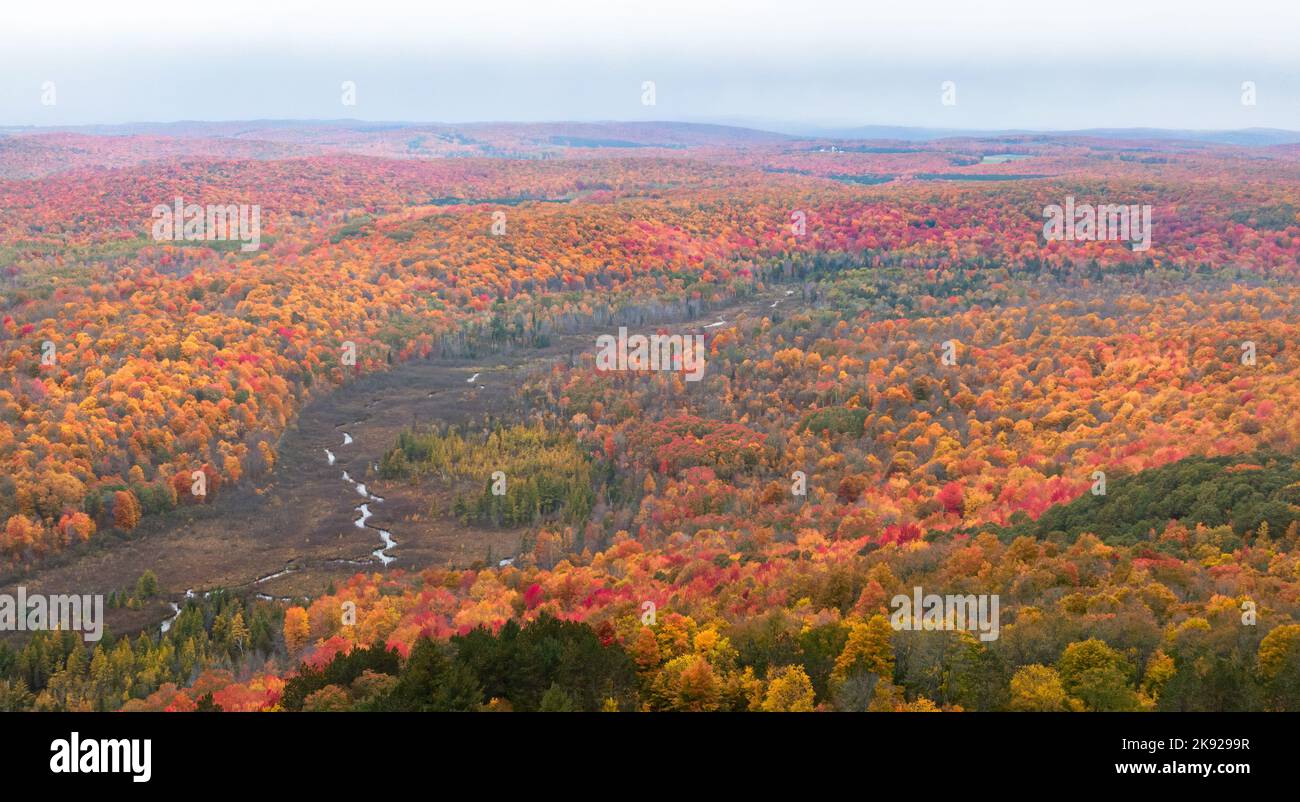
[3, 0, 1298, 129]
[5, 117, 1300, 140]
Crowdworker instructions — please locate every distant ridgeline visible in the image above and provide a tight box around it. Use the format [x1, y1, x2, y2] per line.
[995, 451, 1300, 548]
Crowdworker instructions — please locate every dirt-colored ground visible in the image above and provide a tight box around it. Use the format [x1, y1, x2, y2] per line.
[0, 290, 800, 638]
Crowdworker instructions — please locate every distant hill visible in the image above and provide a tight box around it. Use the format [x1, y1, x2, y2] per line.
[763, 123, 1300, 147]
[0, 119, 793, 147]
[4, 119, 1297, 149]
[3, 119, 1299, 180]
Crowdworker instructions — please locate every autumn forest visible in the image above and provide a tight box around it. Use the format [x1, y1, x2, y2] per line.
[2, 120, 1299, 713]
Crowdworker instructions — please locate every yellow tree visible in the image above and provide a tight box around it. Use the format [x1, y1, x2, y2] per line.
[1009, 664, 1073, 711]
[761, 665, 816, 712]
[832, 614, 895, 684]
[283, 607, 310, 655]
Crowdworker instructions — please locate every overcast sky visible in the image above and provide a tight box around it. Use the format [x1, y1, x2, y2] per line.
[2, 0, 1298, 130]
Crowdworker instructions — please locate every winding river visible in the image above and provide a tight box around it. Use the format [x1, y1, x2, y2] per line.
[337, 429, 397, 565]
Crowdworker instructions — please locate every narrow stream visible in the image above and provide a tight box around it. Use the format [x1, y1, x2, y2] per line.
[162, 425, 402, 634]
[337, 430, 397, 565]
[147, 294, 797, 636]
[159, 603, 181, 633]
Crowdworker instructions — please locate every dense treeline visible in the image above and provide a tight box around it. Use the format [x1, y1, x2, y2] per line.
[1011, 451, 1300, 547]
[0, 585, 285, 711]
[241, 591, 1300, 712]
[280, 615, 638, 712]
[380, 423, 598, 527]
